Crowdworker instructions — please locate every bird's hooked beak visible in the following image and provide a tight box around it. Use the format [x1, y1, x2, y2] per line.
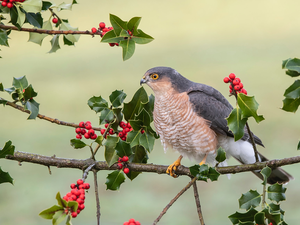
[140, 75, 148, 86]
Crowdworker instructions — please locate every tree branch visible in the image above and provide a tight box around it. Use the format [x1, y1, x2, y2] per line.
[192, 178, 205, 225]
[93, 170, 101, 225]
[5, 151, 300, 176]
[0, 24, 100, 36]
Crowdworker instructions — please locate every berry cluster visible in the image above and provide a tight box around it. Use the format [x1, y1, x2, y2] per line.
[117, 156, 130, 174]
[100, 121, 133, 141]
[123, 218, 141, 225]
[62, 179, 90, 218]
[223, 73, 247, 95]
[1, 0, 25, 8]
[75, 121, 97, 140]
[91, 22, 119, 47]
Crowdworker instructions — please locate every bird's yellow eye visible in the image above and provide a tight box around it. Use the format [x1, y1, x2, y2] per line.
[151, 73, 159, 80]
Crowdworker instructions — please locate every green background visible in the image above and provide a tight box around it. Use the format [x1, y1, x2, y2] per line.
[1, 0, 300, 224]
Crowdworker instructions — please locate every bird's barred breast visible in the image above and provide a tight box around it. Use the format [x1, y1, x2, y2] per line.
[153, 90, 217, 157]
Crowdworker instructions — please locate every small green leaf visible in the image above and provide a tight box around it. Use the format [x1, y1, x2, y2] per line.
[59, 21, 80, 43]
[260, 166, 272, 185]
[239, 190, 261, 210]
[67, 201, 78, 212]
[21, 0, 42, 13]
[136, 108, 151, 126]
[0, 140, 15, 158]
[119, 38, 135, 61]
[228, 208, 258, 224]
[297, 140, 300, 150]
[267, 183, 286, 203]
[25, 12, 43, 28]
[4, 87, 15, 94]
[127, 145, 148, 180]
[282, 97, 300, 112]
[23, 84, 38, 100]
[63, 35, 74, 46]
[95, 135, 103, 145]
[13, 76, 28, 89]
[139, 132, 155, 152]
[261, 206, 282, 224]
[208, 167, 220, 181]
[0, 83, 3, 91]
[109, 90, 127, 108]
[25, 98, 40, 119]
[139, 94, 155, 122]
[284, 80, 300, 99]
[39, 205, 64, 220]
[10, 6, 20, 29]
[70, 139, 87, 149]
[0, 98, 7, 105]
[48, 34, 60, 53]
[0, 29, 9, 46]
[104, 136, 119, 166]
[41, 1, 52, 10]
[0, 166, 14, 185]
[99, 108, 114, 125]
[282, 58, 300, 75]
[56, 192, 67, 208]
[56, 1, 75, 11]
[227, 107, 247, 141]
[16, 5, 26, 27]
[28, 19, 52, 45]
[123, 87, 148, 121]
[52, 210, 67, 225]
[126, 131, 141, 148]
[115, 140, 132, 157]
[105, 170, 125, 191]
[128, 120, 143, 131]
[254, 212, 265, 225]
[237, 94, 265, 123]
[88, 95, 108, 113]
[215, 147, 226, 163]
[132, 29, 154, 44]
[127, 17, 141, 35]
[101, 30, 124, 43]
[109, 14, 128, 36]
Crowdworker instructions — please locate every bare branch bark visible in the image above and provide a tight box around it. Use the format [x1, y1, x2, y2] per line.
[93, 170, 101, 225]
[192, 179, 205, 225]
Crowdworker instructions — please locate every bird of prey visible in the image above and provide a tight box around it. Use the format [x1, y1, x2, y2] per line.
[140, 67, 293, 184]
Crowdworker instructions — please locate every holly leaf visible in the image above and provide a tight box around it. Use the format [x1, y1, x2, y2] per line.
[128, 120, 143, 131]
[56, 2, 75, 11]
[25, 98, 40, 119]
[48, 34, 60, 53]
[0, 29, 9, 46]
[16, 5, 26, 27]
[123, 87, 148, 121]
[215, 147, 226, 163]
[119, 38, 135, 61]
[208, 167, 220, 181]
[52, 210, 67, 225]
[237, 94, 264, 123]
[132, 29, 154, 44]
[0, 98, 7, 105]
[0, 140, 15, 158]
[126, 131, 141, 148]
[28, 19, 52, 45]
[70, 139, 87, 149]
[283, 80, 300, 99]
[109, 14, 127, 36]
[127, 145, 147, 180]
[115, 140, 132, 157]
[42, 1, 52, 10]
[139, 132, 155, 153]
[95, 135, 103, 145]
[25, 12, 43, 28]
[101, 30, 124, 43]
[297, 140, 300, 150]
[13, 75, 28, 89]
[228, 208, 258, 224]
[0, 166, 14, 185]
[55, 192, 67, 208]
[267, 183, 286, 203]
[99, 108, 114, 125]
[23, 84, 38, 100]
[10, 6, 20, 29]
[39, 205, 64, 220]
[87, 95, 108, 113]
[4, 87, 15, 94]
[227, 107, 247, 141]
[239, 190, 261, 210]
[104, 136, 119, 166]
[105, 170, 125, 191]
[136, 108, 151, 126]
[260, 166, 272, 185]
[21, 0, 43, 13]
[254, 212, 265, 225]
[282, 97, 300, 112]
[109, 90, 127, 108]
[139, 94, 155, 122]
[60, 21, 80, 43]
[261, 206, 282, 225]
[67, 200, 78, 213]
[282, 58, 300, 76]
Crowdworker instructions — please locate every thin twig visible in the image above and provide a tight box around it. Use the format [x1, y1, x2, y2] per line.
[192, 178, 205, 225]
[93, 170, 101, 225]
[82, 163, 96, 182]
[246, 122, 259, 162]
[153, 177, 197, 225]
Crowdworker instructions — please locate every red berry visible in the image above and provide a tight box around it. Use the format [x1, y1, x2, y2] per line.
[78, 184, 85, 189]
[70, 183, 76, 189]
[77, 209, 81, 214]
[91, 27, 97, 34]
[67, 192, 72, 197]
[78, 204, 85, 210]
[85, 121, 91, 124]
[123, 168, 130, 174]
[76, 198, 84, 205]
[119, 121, 126, 127]
[229, 73, 236, 80]
[79, 189, 85, 194]
[99, 22, 105, 29]
[129, 223, 135, 225]
[52, 18, 58, 24]
[84, 133, 90, 139]
[141, 130, 145, 134]
[102, 31, 106, 36]
[109, 43, 115, 47]
[7, 2, 13, 8]
[91, 134, 97, 139]
[232, 79, 240, 85]
[84, 183, 90, 189]
[77, 179, 84, 185]
[85, 123, 92, 130]
[108, 27, 113, 30]
[234, 85, 241, 91]
[124, 128, 130, 133]
[135, 221, 141, 225]
[128, 219, 135, 223]
[117, 163, 123, 170]
[71, 195, 77, 200]
[121, 137, 126, 141]
[239, 83, 243, 89]
[126, 123, 132, 129]
[118, 157, 123, 163]
[2, 2, 7, 6]
[229, 89, 233, 93]
[88, 129, 95, 136]
[75, 128, 81, 134]
[223, 77, 230, 83]
[115, 43, 119, 46]
[76, 134, 82, 139]
[100, 129, 106, 135]
[80, 128, 86, 135]
[105, 123, 109, 128]
[71, 189, 79, 195]
[79, 121, 85, 128]
[109, 128, 114, 135]
[123, 222, 129, 225]
[102, 28, 109, 32]
[79, 194, 85, 200]
[122, 156, 129, 162]
[118, 132, 124, 137]
[241, 88, 247, 95]
[71, 212, 77, 218]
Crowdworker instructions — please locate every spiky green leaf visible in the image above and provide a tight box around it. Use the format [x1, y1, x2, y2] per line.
[237, 94, 264, 123]
[239, 190, 261, 210]
[70, 139, 87, 149]
[227, 107, 247, 141]
[105, 170, 125, 191]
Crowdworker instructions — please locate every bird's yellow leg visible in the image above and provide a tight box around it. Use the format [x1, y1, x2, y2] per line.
[166, 155, 183, 178]
[199, 154, 208, 166]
